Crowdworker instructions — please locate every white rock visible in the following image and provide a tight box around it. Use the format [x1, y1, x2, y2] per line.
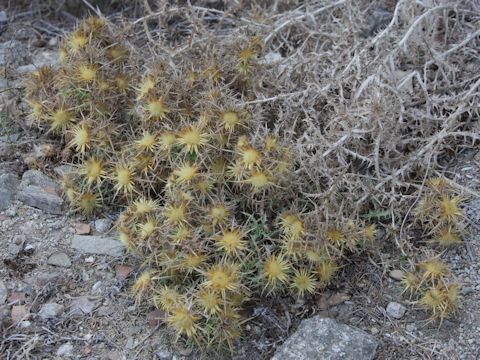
[386, 302, 407, 319]
[94, 218, 113, 233]
[272, 316, 377, 360]
[47, 252, 72, 268]
[71, 235, 124, 256]
[0, 280, 7, 304]
[389, 270, 404, 281]
[56, 343, 74, 357]
[38, 303, 64, 319]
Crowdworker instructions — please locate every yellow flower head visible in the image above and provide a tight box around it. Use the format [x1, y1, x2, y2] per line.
[78, 63, 96, 82]
[50, 108, 73, 132]
[215, 228, 245, 255]
[81, 157, 104, 184]
[168, 305, 199, 338]
[114, 165, 135, 194]
[173, 163, 198, 184]
[135, 132, 157, 152]
[244, 170, 272, 191]
[146, 97, 170, 119]
[133, 197, 159, 215]
[290, 268, 317, 297]
[176, 125, 208, 154]
[263, 254, 290, 288]
[220, 111, 242, 132]
[204, 263, 239, 294]
[196, 288, 221, 315]
[69, 121, 91, 153]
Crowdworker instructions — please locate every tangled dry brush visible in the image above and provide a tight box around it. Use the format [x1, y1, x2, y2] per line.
[23, 0, 479, 351]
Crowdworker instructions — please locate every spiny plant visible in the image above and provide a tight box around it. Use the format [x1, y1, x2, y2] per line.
[23, 9, 475, 352]
[24, 16, 378, 351]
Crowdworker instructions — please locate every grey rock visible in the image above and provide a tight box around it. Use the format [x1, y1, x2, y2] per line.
[47, 252, 72, 268]
[20, 170, 60, 192]
[0, 11, 7, 24]
[70, 296, 96, 315]
[16, 185, 63, 214]
[0, 280, 7, 304]
[0, 133, 20, 142]
[386, 302, 407, 319]
[38, 303, 64, 319]
[94, 218, 113, 233]
[97, 305, 114, 317]
[71, 235, 124, 257]
[16, 64, 36, 74]
[272, 316, 377, 360]
[0, 11, 7, 34]
[0, 173, 19, 210]
[8, 235, 25, 255]
[56, 343, 74, 357]
[53, 164, 76, 178]
[389, 270, 404, 281]
[155, 344, 172, 359]
[33, 51, 59, 68]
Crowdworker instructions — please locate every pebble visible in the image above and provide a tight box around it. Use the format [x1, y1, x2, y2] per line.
[389, 270, 404, 281]
[0, 280, 7, 303]
[47, 252, 72, 268]
[95, 218, 113, 233]
[70, 296, 96, 315]
[71, 235, 124, 257]
[155, 344, 172, 359]
[386, 302, 407, 319]
[75, 223, 91, 235]
[57, 343, 74, 357]
[38, 303, 64, 319]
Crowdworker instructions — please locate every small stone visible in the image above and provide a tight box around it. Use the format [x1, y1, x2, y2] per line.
[57, 343, 74, 357]
[97, 306, 114, 317]
[19, 320, 31, 328]
[70, 296, 96, 315]
[0, 11, 7, 25]
[8, 292, 26, 304]
[0, 173, 18, 211]
[11, 305, 29, 323]
[0, 280, 7, 304]
[75, 223, 91, 235]
[71, 235, 125, 257]
[386, 302, 407, 319]
[389, 270, 404, 281]
[16, 185, 63, 214]
[272, 316, 377, 360]
[47, 252, 72, 268]
[48, 37, 58, 47]
[370, 327, 379, 335]
[84, 256, 95, 263]
[38, 303, 64, 319]
[53, 164, 76, 178]
[147, 310, 166, 326]
[115, 264, 134, 280]
[16, 64, 36, 74]
[95, 218, 113, 233]
[406, 323, 416, 332]
[23, 244, 35, 255]
[33, 51, 59, 68]
[92, 281, 103, 294]
[106, 350, 121, 360]
[155, 344, 172, 359]
[461, 287, 474, 296]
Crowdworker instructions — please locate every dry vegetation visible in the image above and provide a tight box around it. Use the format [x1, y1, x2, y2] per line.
[17, 0, 480, 356]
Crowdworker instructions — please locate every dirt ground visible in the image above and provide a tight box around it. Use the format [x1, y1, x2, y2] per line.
[1, 2, 479, 360]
